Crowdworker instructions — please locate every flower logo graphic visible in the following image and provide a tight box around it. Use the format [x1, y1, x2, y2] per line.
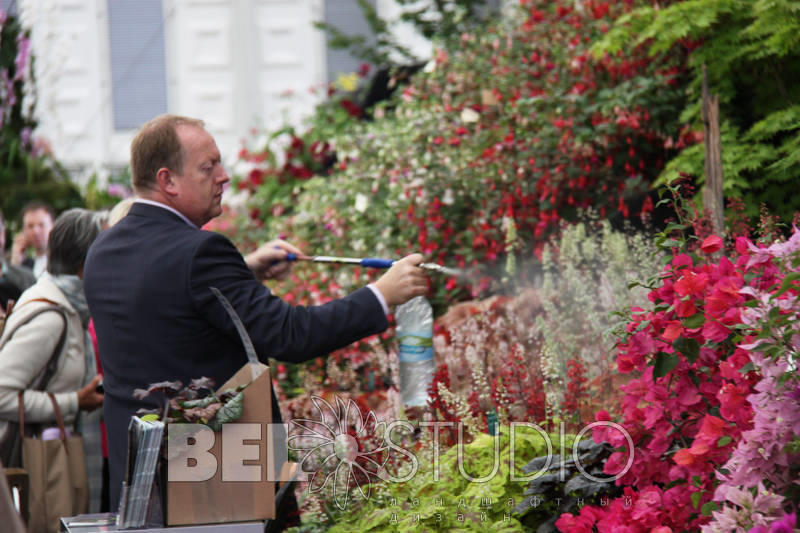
[288, 396, 389, 509]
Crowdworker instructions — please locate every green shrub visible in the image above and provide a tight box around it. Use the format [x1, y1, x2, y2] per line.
[593, 0, 800, 221]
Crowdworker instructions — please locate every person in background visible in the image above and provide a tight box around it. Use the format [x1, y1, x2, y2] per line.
[83, 114, 428, 528]
[106, 197, 136, 228]
[0, 208, 36, 312]
[11, 201, 55, 278]
[0, 208, 105, 514]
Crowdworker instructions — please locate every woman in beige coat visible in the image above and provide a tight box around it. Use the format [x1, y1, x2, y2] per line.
[0, 209, 105, 527]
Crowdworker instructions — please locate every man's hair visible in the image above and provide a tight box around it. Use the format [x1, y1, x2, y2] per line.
[130, 114, 205, 193]
[47, 208, 102, 276]
[20, 200, 55, 222]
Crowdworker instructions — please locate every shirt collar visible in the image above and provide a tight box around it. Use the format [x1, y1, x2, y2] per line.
[134, 198, 198, 228]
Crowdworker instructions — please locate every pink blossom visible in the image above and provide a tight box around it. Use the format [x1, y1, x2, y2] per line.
[701, 235, 724, 254]
[14, 35, 31, 81]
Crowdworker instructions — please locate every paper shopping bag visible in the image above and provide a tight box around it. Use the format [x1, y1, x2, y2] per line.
[166, 362, 277, 525]
[23, 394, 89, 533]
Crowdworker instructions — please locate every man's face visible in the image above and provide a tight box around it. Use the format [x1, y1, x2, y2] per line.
[171, 125, 229, 227]
[23, 208, 53, 254]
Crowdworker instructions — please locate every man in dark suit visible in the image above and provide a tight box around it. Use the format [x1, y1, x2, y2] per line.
[83, 115, 427, 516]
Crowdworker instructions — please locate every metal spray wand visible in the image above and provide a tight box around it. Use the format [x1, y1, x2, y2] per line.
[284, 253, 463, 277]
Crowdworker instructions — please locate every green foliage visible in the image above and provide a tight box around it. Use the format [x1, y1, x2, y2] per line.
[0, 11, 82, 226]
[244, 0, 687, 313]
[82, 167, 134, 211]
[593, 0, 800, 221]
[320, 427, 574, 532]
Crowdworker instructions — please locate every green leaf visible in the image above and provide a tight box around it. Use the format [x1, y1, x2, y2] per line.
[717, 436, 732, 447]
[738, 362, 755, 374]
[774, 272, 800, 297]
[691, 491, 703, 509]
[701, 501, 718, 517]
[207, 390, 245, 431]
[182, 395, 218, 409]
[673, 337, 700, 363]
[654, 352, 679, 380]
[683, 314, 705, 329]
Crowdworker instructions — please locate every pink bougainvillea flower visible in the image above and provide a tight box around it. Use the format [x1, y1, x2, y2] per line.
[700, 235, 724, 254]
[675, 270, 709, 298]
[675, 299, 697, 318]
[662, 320, 683, 342]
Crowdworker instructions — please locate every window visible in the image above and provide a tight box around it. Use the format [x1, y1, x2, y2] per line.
[0, 0, 18, 16]
[324, 0, 375, 82]
[107, 0, 168, 130]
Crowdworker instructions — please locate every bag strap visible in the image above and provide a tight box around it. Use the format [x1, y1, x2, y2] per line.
[17, 393, 69, 446]
[7, 298, 69, 437]
[1, 297, 69, 391]
[17, 391, 25, 435]
[47, 393, 68, 445]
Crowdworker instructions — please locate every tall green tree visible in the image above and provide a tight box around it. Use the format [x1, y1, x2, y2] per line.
[593, 0, 800, 221]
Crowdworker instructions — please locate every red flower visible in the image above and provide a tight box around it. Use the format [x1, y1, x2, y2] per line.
[340, 99, 363, 118]
[675, 299, 696, 318]
[700, 235, 723, 254]
[248, 168, 264, 186]
[662, 321, 683, 342]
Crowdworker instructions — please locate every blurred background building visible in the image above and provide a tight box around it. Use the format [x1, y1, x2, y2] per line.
[1, 0, 430, 183]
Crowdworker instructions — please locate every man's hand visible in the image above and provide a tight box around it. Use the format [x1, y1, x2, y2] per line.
[372, 253, 428, 308]
[10, 231, 28, 265]
[245, 239, 303, 282]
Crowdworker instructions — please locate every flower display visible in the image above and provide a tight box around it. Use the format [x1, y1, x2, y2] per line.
[563, 226, 800, 531]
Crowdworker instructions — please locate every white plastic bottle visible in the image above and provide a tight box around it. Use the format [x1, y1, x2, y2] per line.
[395, 296, 436, 406]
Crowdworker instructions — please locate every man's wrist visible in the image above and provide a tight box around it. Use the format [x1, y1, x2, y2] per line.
[367, 284, 390, 315]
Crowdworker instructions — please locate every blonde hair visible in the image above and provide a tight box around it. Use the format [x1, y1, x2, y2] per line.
[107, 197, 136, 227]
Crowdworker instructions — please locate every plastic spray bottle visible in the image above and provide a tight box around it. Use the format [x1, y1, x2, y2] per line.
[395, 295, 436, 407]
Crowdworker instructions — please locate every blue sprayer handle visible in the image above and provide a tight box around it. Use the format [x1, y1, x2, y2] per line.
[360, 258, 394, 269]
[281, 252, 393, 268]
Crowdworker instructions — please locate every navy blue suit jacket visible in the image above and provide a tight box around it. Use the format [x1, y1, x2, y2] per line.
[83, 202, 388, 510]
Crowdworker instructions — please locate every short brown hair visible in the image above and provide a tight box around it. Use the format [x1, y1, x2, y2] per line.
[130, 114, 205, 193]
[20, 200, 55, 222]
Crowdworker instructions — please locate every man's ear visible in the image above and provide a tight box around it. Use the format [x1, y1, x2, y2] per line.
[155, 167, 178, 197]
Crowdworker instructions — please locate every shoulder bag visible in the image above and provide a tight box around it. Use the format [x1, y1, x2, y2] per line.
[19, 392, 89, 533]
